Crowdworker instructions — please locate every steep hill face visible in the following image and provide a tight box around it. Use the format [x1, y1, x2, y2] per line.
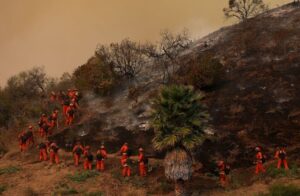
[51, 4, 300, 167]
[188, 4, 300, 167]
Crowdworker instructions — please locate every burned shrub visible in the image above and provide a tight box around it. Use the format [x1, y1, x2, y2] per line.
[174, 53, 224, 90]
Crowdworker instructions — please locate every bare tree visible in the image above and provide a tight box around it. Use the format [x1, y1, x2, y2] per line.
[223, 0, 268, 21]
[96, 39, 147, 80]
[143, 29, 192, 83]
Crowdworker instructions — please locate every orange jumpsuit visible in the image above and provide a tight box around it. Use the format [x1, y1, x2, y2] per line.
[73, 145, 84, 166]
[38, 143, 48, 161]
[255, 152, 265, 174]
[275, 150, 289, 169]
[38, 116, 48, 137]
[83, 149, 93, 170]
[138, 153, 147, 176]
[26, 130, 34, 147]
[218, 162, 227, 186]
[49, 143, 59, 164]
[120, 145, 128, 154]
[121, 155, 131, 177]
[18, 131, 27, 152]
[49, 112, 58, 132]
[96, 149, 107, 171]
[65, 106, 75, 125]
[50, 93, 57, 102]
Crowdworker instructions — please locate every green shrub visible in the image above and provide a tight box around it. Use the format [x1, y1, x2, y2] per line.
[67, 171, 99, 182]
[0, 166, 21, 175]
[266, 164, 299, 178]
[83, 192, 104, 196]
[73, 57, 118, 96]
[259, 184, 300, 196]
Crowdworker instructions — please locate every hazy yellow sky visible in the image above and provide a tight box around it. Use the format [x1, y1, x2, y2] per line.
[0, 0, 290, 86]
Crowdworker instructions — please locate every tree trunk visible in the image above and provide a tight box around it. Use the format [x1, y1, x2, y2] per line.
[175, 179, 187, 196]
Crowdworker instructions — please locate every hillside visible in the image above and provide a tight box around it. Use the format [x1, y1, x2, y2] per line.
[0, 2, 300, 196]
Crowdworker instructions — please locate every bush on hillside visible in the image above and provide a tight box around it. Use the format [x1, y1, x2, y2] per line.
[73, 57, 118, 96]
[174, 53, 224, 90]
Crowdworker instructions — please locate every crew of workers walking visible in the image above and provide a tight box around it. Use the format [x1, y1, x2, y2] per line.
[217, 145, 290, 187]
[17, 89, 292, 185]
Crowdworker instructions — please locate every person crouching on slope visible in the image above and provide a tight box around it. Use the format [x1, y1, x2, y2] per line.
[96, 145, 107, 171]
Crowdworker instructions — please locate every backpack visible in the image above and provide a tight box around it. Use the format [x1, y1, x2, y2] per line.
[96, 153, 103, 161]
[64, 99, 70, 106]
[87, 154, 94, 162]
[52, 145, 59, 153]
[75, 147, 83, 155]
[262, 155, 266, 163]
[127, 149, 133, 157]
[224, 165, 231, 175]
[21, 135, 27, 144]
[143, 156, 149, 165]
[39, 143, 46, 149]
[68, 108, 75, 116]
[279, 151, 286, 160]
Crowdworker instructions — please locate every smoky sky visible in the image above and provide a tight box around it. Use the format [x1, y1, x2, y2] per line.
[0, 0, 290, 86]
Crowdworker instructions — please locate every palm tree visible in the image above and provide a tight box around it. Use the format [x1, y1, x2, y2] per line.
[151, 85, 209, 196]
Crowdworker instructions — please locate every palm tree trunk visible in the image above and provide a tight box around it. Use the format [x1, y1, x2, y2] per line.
[175, 179, 187, 196]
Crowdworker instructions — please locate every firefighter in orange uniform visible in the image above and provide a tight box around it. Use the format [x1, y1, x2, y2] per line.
[66, 104, 75, 126]
[275, 146, 289, 170]
[255, 146, 266, 174]
[73, 141, 84, 166]
[120, 142, 129, 155]
[18, 130, 27, 152]
[38, 142, 48, 161]
[49, 142, 59, 164]
[138, 148, 147, 177]
[83, 146, 93, 170]
[96, 145, 107, 171]
[121, 152, 131, 177]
